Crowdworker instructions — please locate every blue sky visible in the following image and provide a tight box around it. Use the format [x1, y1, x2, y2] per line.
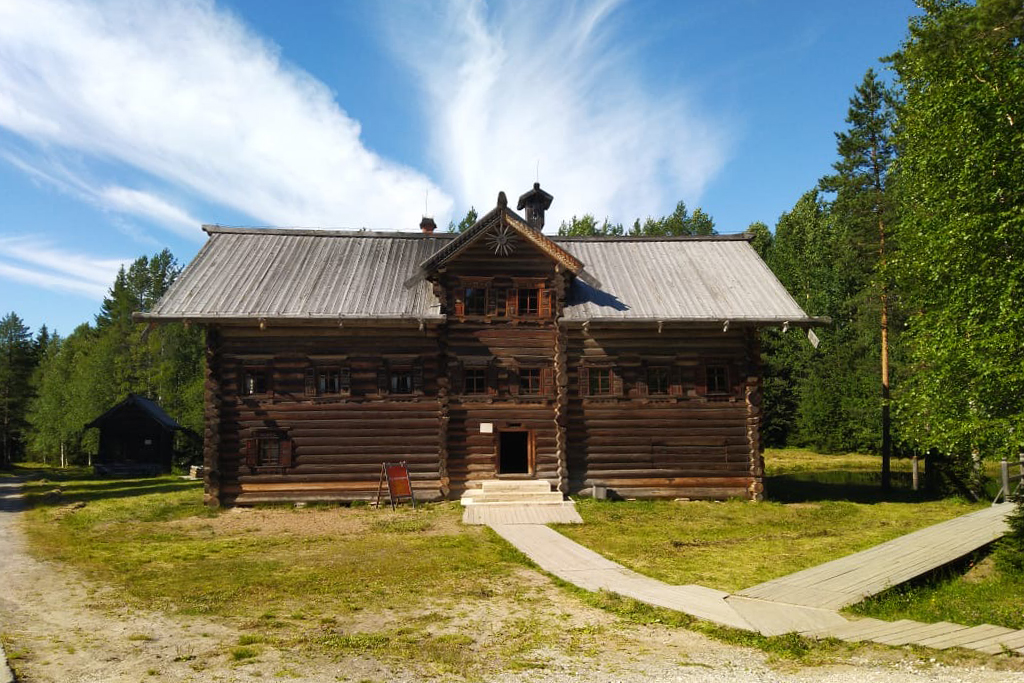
[0, 0, 916, 337]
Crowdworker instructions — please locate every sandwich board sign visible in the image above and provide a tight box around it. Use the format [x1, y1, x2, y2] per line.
[375, 461, 416, 510]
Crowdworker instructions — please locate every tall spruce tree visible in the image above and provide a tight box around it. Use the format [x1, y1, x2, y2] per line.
[820, 68, 898, 486]
[0, 312, 35, 467]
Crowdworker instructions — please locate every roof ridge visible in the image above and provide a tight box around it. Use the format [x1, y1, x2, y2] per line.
[202, 225, 457, 239]
[552, 233, 752, 243]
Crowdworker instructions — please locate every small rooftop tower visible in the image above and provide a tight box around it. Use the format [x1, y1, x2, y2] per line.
[517, 182, 553, 231]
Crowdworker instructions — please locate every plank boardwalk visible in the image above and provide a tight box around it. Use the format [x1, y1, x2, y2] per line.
[737, 504, 1012, 609]
[489, 502, 1024, 656]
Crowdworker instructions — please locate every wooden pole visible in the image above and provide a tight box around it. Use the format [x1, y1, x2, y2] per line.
[912, 455, 919, 491]
[1001, 459, 1010, 501]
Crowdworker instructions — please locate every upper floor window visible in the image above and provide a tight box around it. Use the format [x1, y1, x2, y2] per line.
[517, 288, 539, 316]
[647, 366, 670, 395]
[242, 367, 269, 396]
[464, 368, 488, 394]
[519, 367, 541, 395]
[589, 367, 613, 395]
[706, 364, 730, 394]
[465, 287, 488, 315]
[378, 358, 424, 396]
[391, 369, 414, 394]
[305, 364, 351, 397]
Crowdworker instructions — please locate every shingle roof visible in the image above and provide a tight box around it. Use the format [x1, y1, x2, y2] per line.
[556, 236, 811, 323]
[138, 227, 816, 325]
[142, 227, 448, 322]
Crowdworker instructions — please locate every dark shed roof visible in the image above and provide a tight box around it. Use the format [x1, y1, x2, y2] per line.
[86, 394, 184, 432]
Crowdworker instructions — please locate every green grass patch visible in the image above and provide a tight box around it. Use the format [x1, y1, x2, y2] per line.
[559, 494, 977, 593]
[230, 645, 259, 661]
[849, 554, 1024, 630]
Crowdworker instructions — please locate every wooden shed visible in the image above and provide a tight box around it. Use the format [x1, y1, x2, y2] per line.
[137, 185, 820, 506]
[85, 394, 185, 476]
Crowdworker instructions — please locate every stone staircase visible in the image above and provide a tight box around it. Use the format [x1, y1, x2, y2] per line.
[460, 479, 583, 525]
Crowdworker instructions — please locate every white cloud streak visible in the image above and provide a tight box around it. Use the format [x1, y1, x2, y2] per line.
[0, 237, 128, 299]
[0, 0, 453, 232]
[385, 0, 729, 228]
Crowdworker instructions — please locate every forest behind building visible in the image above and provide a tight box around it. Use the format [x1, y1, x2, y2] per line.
[1, 0, 1021, 494]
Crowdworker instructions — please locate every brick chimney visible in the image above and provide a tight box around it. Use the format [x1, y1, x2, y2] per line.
[517, 182, 553, 231]
[420, 216, 437, 234]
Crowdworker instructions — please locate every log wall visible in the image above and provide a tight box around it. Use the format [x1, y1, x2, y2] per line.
[564, 324, 762, 500]
[210, 325, 445, 505]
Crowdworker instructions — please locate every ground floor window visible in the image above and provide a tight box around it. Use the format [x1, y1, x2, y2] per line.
[245, 430, 293, 470]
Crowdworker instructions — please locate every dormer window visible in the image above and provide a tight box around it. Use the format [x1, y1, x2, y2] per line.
[465, 287, 488, 315]
[518, 288, 539, 316]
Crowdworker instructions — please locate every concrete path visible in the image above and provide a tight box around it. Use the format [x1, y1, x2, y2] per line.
[489, 502, 1024, 655]
[0, 477, 26, 683]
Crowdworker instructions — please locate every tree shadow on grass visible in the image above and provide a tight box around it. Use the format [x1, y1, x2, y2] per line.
[22, 477, 202, 508]
[766, 471, 937, 504]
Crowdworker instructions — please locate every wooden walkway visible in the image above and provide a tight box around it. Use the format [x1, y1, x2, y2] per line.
[490, 502, 1024, 655]
[737, 504, 1012, 609]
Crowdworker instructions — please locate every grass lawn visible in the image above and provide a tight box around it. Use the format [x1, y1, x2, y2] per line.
[558, 449, 984, 593]
[11, 450, 1023, 672]
[15, 468, 608, 677]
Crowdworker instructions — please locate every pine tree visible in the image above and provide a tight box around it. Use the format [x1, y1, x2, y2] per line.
[0, 312, 35, 467]
[820, 68, 898, 485]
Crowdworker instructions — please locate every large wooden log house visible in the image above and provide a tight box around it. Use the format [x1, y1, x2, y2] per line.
[138, 185, 816, 506]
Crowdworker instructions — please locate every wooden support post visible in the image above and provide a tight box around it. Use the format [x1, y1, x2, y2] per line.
[912, 455, 919, 492]
[1001, 458, 1010, 501]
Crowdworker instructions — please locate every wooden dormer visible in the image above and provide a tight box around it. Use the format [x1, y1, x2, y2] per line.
[408, 188, 597, 324]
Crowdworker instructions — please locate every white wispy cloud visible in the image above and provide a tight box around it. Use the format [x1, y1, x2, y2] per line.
[0, 237, 128, 299]
[0, 0, 453, 233]
[99, 187, 201, 238]
[384, 0, 730, 228]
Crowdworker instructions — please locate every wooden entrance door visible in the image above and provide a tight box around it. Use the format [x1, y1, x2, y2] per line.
[498, 429, 533, 475]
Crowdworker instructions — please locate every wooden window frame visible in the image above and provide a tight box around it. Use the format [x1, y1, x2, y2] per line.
[518, 367, 542, 395]
[240, 365, 271, 398]
[454, 277, 495, 318]
[378, 357, 425, 397]
[243, 429, 293, 472]
[647, 365, 671, 395]
[463, 367, 488, 395]
[704, 363, 731, 396]
[305, 364, 351, 398]
[579, 363, 622, 398]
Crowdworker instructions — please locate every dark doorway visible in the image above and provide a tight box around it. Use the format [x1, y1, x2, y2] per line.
[499, 431, 531, 475]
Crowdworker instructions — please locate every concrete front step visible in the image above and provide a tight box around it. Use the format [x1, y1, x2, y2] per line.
[463, 502, 583, 525]
[481, 479, 554, 493]
[462, 491, 566, 505]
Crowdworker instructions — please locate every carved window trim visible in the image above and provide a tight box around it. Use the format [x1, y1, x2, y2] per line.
[578, 362, 622, 398]
[377, 357, 425, 397]
[243, 429, 293, 472]
[305, 364, 352, 398]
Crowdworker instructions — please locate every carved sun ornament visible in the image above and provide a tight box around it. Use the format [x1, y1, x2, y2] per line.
[486, 225, 517, 256]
